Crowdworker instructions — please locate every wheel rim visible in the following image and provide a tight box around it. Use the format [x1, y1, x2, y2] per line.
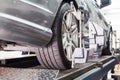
[62, 11, 79, 60]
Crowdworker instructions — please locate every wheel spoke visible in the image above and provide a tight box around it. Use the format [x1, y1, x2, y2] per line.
[66, 44, 73, 59]
[71, 40, 77, 48]
[70, 24, 77, 34]
[62, 34, 69, 49]
[66, 13, 72, 29]
[62, 20, 69, 32]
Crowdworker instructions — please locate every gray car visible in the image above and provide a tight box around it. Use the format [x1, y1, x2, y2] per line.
[0, 0, 111, 69]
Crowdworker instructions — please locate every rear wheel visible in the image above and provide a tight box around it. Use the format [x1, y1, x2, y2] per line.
[36, 3, 80, 69]
[102, 28, 112, 55]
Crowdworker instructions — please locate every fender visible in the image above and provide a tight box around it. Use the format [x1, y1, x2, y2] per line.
[0, 0, 63, 46]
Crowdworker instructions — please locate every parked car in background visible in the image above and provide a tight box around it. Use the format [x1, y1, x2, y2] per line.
[0, 0, 111, 69]
[115, 49, 120, 54]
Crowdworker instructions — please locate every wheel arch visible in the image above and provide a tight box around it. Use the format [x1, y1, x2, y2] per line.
[49, 0, 79, 44]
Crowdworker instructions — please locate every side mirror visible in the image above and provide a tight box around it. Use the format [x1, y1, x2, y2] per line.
[100, 0, 111, 8]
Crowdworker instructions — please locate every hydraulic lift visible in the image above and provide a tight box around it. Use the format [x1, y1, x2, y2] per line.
[0, 55, 118, 80]
[57, 55, 118, 80]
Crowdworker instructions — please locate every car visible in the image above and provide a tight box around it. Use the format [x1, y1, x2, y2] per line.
[0, 0, 112, 69]
[115, 49, 120, 54]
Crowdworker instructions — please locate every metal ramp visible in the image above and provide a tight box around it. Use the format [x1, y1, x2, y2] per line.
[57, 56, 117, 80]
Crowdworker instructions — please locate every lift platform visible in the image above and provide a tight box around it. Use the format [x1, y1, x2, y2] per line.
[57, 56, 117, 80]
[0, 55, 118, 80]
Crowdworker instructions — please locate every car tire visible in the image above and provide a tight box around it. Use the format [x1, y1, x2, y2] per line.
[102, 31, 112, 55]
[36, 3, 79, 69]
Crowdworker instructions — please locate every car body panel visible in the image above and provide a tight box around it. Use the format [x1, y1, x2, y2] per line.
[0, 0, 63, 46]
[76, 0, 111, 46]
[76, 0, 109, 30]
